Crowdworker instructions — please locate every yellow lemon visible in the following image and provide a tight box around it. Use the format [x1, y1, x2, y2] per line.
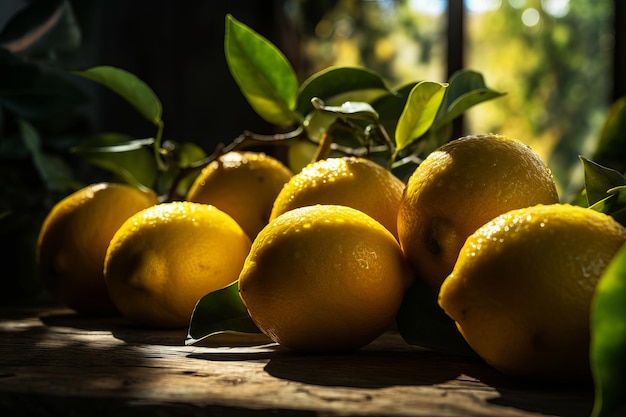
[104, 201, 251, 328]
[186, 151, 293, 238]
[398, 134, 560, 289]
[36, 183, 158, 314]
[438, 204, 626, 379]
[239, 204, 413, 352]
[270, 157, 405, 237]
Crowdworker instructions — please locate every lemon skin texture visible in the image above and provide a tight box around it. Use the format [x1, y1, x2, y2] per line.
[398, 134, 560, 290]
[439, 204, 626, 379]
[239, 204, 413, 353]
[37, 183, 158, 314]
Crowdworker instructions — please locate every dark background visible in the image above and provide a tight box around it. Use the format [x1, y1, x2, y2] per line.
[72, 1, 297, 152]
[1, 0, 303, 152]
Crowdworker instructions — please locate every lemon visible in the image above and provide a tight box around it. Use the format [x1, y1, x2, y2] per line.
[239, 204, 413, 352]
[397, 134, 560, 289]
[104, 201, 251, 328]
[270, 157, 405, 238]
[438, 204, 626, 379]
[186, 151, 293, 238]
[36, 183, 158, 314]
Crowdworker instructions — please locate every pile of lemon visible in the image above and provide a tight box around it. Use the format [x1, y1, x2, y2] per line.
[37, 133, 626, 380]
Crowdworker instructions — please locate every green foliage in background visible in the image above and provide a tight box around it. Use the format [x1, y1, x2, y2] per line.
[0, 0, 89, 302]
[286, 0, 614, 199]
[466, 0, 613, 198]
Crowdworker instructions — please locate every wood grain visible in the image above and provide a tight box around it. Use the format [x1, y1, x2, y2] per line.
[0, 307, 593, 416]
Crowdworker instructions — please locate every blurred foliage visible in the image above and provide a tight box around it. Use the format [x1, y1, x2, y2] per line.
[285, 0, 445, 84]
[591, 242, 626, 417]
[285, 0, 615, 200]
[0, 0, 97, 304]
[465, 0, 614, 199]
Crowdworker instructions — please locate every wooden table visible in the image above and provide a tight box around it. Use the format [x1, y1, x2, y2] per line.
[0, 307, 593, 416]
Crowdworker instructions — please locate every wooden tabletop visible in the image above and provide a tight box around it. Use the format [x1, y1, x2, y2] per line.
[0, 307, 593, 417]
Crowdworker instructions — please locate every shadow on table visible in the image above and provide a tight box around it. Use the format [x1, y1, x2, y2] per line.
[265, 349, 469, 388]
[441, 356, 594, 417]
[479, 372, 594, 417]
[33, 310, 594, 417]
[190, 339, 594, 417]
[189, 344, 468, 389]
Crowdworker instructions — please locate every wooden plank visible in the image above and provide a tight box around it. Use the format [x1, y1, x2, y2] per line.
[0, 308, 593, 416]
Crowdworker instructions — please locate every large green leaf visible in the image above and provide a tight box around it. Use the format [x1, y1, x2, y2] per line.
[371, 82, 418, 144]
[590, 243, 626, 417]
[396, 277, 476, 357]
[296, 67, 390, 115]
[0, 0, 81, 56]
[395, 81, 447, 151]
[186, 281, 260, 346]
[432, 69, 505, 131]
[225, 14, 299, 127]
[581, 156, 626, 206]
[593, 97, 626, 174]
[70, 133, 157, 189]
[73, 66, 163, 128]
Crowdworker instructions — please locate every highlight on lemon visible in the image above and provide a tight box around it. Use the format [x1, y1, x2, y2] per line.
[186, 151, 293, 239]
[104, 201, 251, 328]
[36, 182, 159, 315]
[438, 204, 626, 379]
[270, 156, 405, 238]
[238, 204, 413, 353]
[397, 133, 560, 290]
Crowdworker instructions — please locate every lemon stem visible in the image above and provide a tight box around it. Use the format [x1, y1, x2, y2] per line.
[312, 131, 333, 162]
[164, 128, 304, 201]
[369, 122, 395, 170]
[153, 120, 167, 171]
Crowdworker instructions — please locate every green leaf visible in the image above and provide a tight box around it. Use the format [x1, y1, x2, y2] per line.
[395, 81, 447, 151]
[311, 98, 379, 122]
[296, 67, 390, 115]
[569, 189, 589, 207]
[396, 277, 476, 357]
[581, 156, 626, 206]
[593, 97, 626, 174]
[225, 14, 299, 127]
[186, 281, 260, 346]
[371, 82, 418, 143]
[170, 141, 207, 168]
[589, 187, 626, 227]
[17, 118, 72, 191]
[70, 133, 157, 189]
[0, 0, 81, 56]
[73, 66, 163, 127]
[432, 69, 505, 131]
[302, 109, 340, 141]
[590, 242, 626, 417]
